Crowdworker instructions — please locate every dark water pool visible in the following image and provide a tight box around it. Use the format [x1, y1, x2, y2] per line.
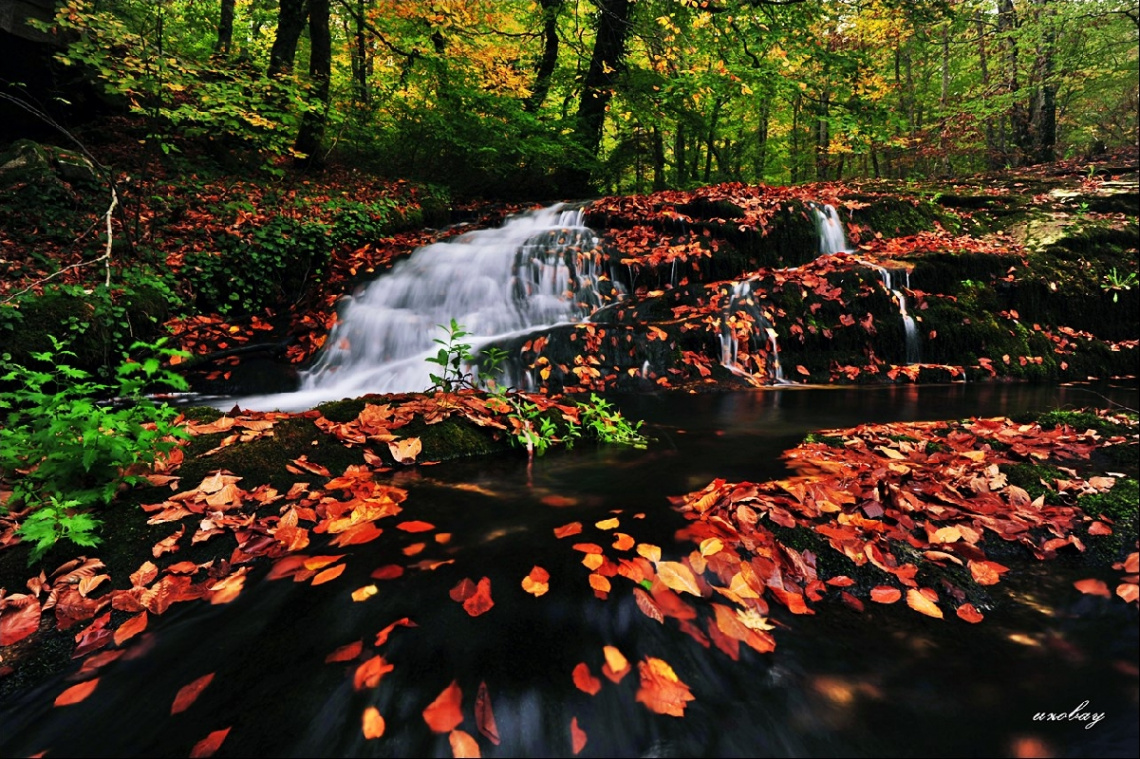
[1, 383, 1137, 758]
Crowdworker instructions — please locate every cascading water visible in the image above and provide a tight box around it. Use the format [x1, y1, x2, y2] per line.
[812, 203, 849, 255]
[718, 280, 787, 384]
[244, 205, 620, 410]
[864, 263, 921, 365]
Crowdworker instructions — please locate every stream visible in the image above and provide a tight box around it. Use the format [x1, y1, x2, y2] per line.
[1, 382, 1137, 758]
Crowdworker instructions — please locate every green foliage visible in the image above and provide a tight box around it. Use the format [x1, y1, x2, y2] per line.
[0, 338, 190, 563]
[1078, 478, 1138, 523]
[1102, 267, 1138, 303]
[184, 217, 331, 316]
[574, 394, 647, 449]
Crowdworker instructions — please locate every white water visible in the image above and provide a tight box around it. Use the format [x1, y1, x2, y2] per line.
[812, 203, 849, 255]
[236, 205, 617, 411]
[718, 280, 788, 384]
[864, 263, 921, 364]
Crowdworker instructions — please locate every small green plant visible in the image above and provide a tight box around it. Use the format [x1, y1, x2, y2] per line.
[575, 394, 647, 449]
[0, 337, 190, 563]
[1102, 267, 1138, 303]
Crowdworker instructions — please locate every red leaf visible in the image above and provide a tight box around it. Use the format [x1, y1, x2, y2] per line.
[54, 678, 99, 707]
[570, 716, 588, 755]
[1074, 578, 1111, 598]
[869, 586, 901, 604]
[462, 577, 494, 617]
[396, 520, 435, 533]
[113, 612, 148, 647]
[1, 594, 43, 645]
[189, 727, 231, 758]
[371, 564, 404, 581]
[796, 365, 810, 376]
[354, 655, 394, 691]
[635, 657, 695, 717]
[312, 563, 346, 586]
[905, 588, 944, 619]
[423, 680, 464, 733]
[554, 522, 583, 538]
[325, 640, 363, 663]
[450, 578, 477, 603]
[475, 681, 500, 745]
[172, 673, 215, 715]
[572, 662, 602, 695]
[956, 603, 984, 623]
[374, 617, 417, 647]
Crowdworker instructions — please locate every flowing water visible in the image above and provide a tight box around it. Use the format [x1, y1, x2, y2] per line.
[812, 203, 850, 256]
[862, 262, 921, 365]
[2, 383, 1137, 758]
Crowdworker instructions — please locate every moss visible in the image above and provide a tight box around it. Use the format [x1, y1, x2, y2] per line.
[1000, 463, 1065, 505]
[315, 398, 369, 423]
[1025, 409, 1135, 438]
[1078, 478, 1138, 523]
[846, 195, 948, 238]
[804, 433, 846, 448]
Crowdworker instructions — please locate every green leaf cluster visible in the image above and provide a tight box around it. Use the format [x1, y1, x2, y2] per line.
[0, 337, 190, 563]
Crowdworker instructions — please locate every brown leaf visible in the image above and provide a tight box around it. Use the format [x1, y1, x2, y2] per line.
[388, 437, 423, 464]
[362, 706, 385, 739]
[172, 673, 215, 715]
[189, 727, 231, 758]
[0, 594, 41, 646]
[152, 526, 184, 558]
[635, 657, 695, 717]
[633, 588, 664, 624]
[54, 678, 99, 706]
[423, 680, 464, 733]
[462, 577, 494, 617]
[475, 681, 500, 745]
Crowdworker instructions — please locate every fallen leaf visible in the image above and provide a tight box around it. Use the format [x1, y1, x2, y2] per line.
[570, 716, 587, 755]
[635, 657, 695, 717]
[371, 565, 405, 581]
[572, 662, 602, 695]
[656, 561, 701, 597]
[354, 655, 394, 690]
[521, 566, 550, 597]
[352, 585, 379, 602]
[54, 678, 99, 707]
[633, 588, 664, 624]
[1074, 578, 1111, 597]
[554, 522, 583, 538]
[463, 577, 494, 617]
[423, 680, 464, 733]
[397, 520, 435, 533]
[595, 517, 620, 530]
[0, 594, 41, 646]
[389, 437, 423, 464]
[362, 706, 385, 739]
[968, 560, 1009, 586]
[475, 681, 500, 745]
[449, 729, 480, 758]
[189, 727, 231, 758]
[870, 586, 901, 604]
[956, 604, 984, 623]
[602, 645, 631, 683]
[905, 588, 944, 619]
[171, 673, 215, 715]
[374, 617, 417, 647]
[325, 640, 363, 663]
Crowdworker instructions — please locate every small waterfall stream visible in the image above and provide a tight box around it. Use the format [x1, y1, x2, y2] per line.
[812, 202, 850, 255]
[862, 262, 921, 365]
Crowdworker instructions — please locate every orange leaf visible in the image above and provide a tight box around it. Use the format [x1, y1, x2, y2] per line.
[968, 560, 1008, 586]
[463, 577, 494, 617]
[362, 706, 385, 739]
[1073, 578, 1111, 597]
[796, 365, 810, 376]
[554, 522, 583, 538]
[423, 680, 464, 733]
[352, 585, 379, 602]
[595, 517, 620, 530]
[521, 566, 550, 597]
[656, 561, 701, 597]
[312, 564, 346, 586]
[374, 617, 417, 647]
[325, 640, 363, 663]
[388, 437, 422, 464]
[588, 574, 611, 594]
[570, 716, 588, 755]
[0, 595, 42, 646]
[172, 673, 215, 715]
[189, 727, 231, 759]
[956, 604, 984, 623]
[54, 678, 99, 707]
[397, 520, 435, 533]
[905, 588, 944, 619]
[869, 586, 901, 604]
[633, 588, 664, 624]
[371, 564, 405, 581]
[1117, 583, 1139, 604]
[450, 578, 477, 602]
[475, 681, 500, 745]
[636, 543, 662, 563]
[449, 729, 480, 758]
[611, 532, 635, 551]
[601, 645, 630, 683]
[572, 662, 602, 695]
[1088, 521, 1113, 536]
[354, 655, 394, 691]
[635, 657, 695, 717]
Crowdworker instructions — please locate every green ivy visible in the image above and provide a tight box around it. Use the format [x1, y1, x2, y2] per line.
[0, 338, 190, 563]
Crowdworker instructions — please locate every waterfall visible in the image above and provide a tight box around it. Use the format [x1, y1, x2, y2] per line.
[812, 203, 849, 255]
[864, 263, 921, 365]
[718, 280, 787, 384]
[242, 205, 620, 410]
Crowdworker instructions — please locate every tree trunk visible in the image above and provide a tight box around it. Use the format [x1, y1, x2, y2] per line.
[268, 0, 307, 78]
[526, 0, 563, 113]
[294, 0, 331, 165]
[675, 123, 688, 186]
[651, 126, 666, 191]
[350, 0, 370, 107]
[998, 0, 1030, 165]
[976, 9, 1000, 169]
[1029, 0, 1056, 163]
[215, 0, 236, 56]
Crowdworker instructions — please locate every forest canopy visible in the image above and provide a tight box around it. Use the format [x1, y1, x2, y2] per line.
[2, 0, 1138, 197]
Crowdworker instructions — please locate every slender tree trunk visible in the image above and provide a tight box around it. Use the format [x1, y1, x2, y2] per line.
[940, 22, 952, 177]
[675, 123, 688, 186]
[651, 126, 666, 191]
[703, 99, 721, 183]
[976, 9, 1000, 169]
[999, 0, 1030, 165]
[215, 0, 236, 55]
[294, 0, 331, 165]
[350, 0, 370, 107]
[1029, 0, 1057, 163]
[572, 0, 631, 174]
[268, 0, 308, 77]
[526, 0, 563, 112]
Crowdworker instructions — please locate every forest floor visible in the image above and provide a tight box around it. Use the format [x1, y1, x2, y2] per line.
[1, 132, 1138, 755]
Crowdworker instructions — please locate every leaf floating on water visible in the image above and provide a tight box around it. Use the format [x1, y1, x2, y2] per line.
[905, 588, 944, 619]
[633, 588, 664, 624]
[521, 566, 550, 597]
[54, 678, 98, 707]
[312, 564, 346, 586]
[354, 655, 394, 691]
[362, 706, 385, 739]
[636, 543, 661, 563]
[325, 640, 363, 663]
[588, 573, 611, 595]
[572, 662, 602, 695]
[189, 727, 231, 759]
[475, 681, 500, 745]
[1074, 578, 1111, 597]
[208, 568, 247, 604]
[397, 520, 435, 533]
[374, 617, 417, 647]
[450, 578, 477, 603]
[570, 716, 588, 755]
[956, 603, 984, 623]
[171, 673, 215, 715]
[449, 729, 480, 758]
[553, 522, 583, 538]
[371, 564, 404, 581]
[423, 680, 464, 733]
[968, 560, 1008, 586]
[463, 577, 495, 617]
[351, 585, 379, 602]
[601, 645, 631, 683]
[656, 561, 701, 597]
[541, 495, 577, 508]
[635, 657, 695, 717]
[869, 586, 901, 604]
[595, 517, 620, 530]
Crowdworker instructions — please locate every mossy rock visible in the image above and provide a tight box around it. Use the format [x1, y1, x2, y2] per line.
[846, 195, 945, 238]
